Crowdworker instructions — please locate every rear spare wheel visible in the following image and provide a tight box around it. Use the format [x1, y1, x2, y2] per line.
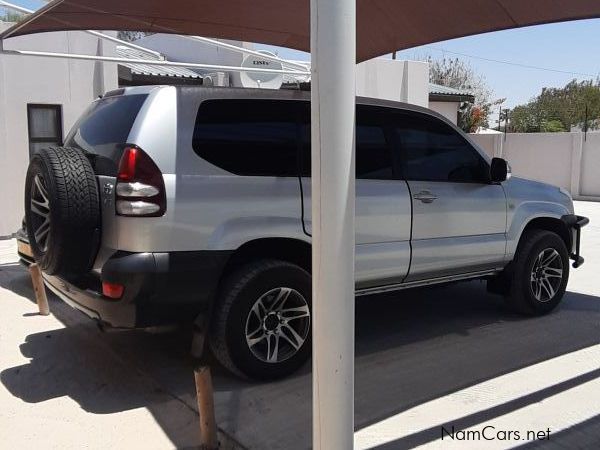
[24, 146, 100, 278]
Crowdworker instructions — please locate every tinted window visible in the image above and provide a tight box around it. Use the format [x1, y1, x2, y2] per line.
[65, 94, 148, 175]
[193, 99, 299, 176]
[392, 113, 489, 183]
[299, 104, 393, 180]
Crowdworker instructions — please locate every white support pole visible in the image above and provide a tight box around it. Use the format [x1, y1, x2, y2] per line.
[310, 0, 356, 448]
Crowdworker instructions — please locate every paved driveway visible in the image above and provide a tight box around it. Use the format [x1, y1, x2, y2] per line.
[1, 201, 599, 449]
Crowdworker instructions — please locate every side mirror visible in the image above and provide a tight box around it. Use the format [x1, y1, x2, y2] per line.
[490, 157, 510, 183]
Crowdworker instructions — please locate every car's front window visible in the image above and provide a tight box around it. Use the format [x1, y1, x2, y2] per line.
[392, 112, 489, 183]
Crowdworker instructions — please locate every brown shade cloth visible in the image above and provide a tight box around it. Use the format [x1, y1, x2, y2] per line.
[2, 0, 600, 62]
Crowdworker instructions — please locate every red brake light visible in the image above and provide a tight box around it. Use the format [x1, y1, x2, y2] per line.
[102, 281, 124, 299]
[115, 146, 166, 217]
[118, 147, 138, 181]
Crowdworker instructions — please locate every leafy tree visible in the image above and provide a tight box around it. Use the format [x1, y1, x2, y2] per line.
[428, 57, 504, 132]
[0, 10, 24, 22]
[117, 31, 153, 42]
[510, 78, 600, 132]
[540, 119, 567, 133]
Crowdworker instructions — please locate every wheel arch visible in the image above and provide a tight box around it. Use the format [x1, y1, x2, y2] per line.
[519, 216, 571, 254]
[221, 237, 312, 277]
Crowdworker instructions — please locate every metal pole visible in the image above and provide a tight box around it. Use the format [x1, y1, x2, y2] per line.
[310, 0, 355, 448]
[0, 1, 308, 71]
[0, 0, 163, 58]
[584, 103, 588, 141]
[184, 35, 309, 72]
[0, 48, 310, 76]
[84, 30, 163, 58]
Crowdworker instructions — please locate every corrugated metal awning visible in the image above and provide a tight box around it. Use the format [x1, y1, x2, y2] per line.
[429, 83, 475, 103]
[116, 45, 202, 79]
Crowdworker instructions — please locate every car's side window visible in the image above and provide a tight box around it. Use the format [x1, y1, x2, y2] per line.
[391, 112, 489, 183]
[299, 104, 394, 180]
[193, 99, 299, 176]
[194, 99, 396, 180]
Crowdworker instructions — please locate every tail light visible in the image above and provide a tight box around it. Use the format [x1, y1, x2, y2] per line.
[102, 281, 124, 299]
[115, 146, 166, 217]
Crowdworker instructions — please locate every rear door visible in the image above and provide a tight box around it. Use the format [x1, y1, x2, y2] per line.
[390, 110, 507, 281]
[300, 104, 412, 288]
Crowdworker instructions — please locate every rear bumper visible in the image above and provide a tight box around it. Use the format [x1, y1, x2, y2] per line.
[561, 214, 589, 268]
[44, 250, 231, 328]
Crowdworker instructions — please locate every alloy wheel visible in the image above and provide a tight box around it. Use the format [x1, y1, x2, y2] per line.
[245, 287, 310, 363]
[30, 174, 51, 252]
[530, 248, 563, 303]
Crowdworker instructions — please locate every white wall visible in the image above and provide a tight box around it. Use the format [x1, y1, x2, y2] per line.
[429, 101, 459, 124]
[356, 59, 429, 107]
[579, 132, 600, 198]
[470, 131, 600, 200]
[0, 25, 118, 236]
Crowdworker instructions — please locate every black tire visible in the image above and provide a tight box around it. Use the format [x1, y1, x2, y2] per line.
[24, 147, 100, 278]
[505, 230, 569, 315]
[210, 259, 312, 380]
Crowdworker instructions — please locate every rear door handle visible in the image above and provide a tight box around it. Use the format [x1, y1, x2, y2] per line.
[413, 190, 438, 203]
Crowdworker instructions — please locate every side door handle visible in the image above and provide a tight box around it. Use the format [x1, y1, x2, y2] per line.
[413, 190, 438, 204]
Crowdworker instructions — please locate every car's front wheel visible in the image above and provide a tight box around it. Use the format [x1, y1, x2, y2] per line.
[505, 230, 570, 315]
[210, 259, 312, 380]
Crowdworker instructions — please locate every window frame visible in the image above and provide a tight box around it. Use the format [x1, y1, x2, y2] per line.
[389, 109, 491, 184]
[27, 104, 64, 158]
[297, 102, 399, 180]
[192, 98, 490, 183]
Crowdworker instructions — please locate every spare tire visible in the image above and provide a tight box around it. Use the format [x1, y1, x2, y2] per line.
[24, 146, 100, 278]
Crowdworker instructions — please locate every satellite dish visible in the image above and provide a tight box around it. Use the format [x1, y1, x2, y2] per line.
[240, 50, 283, 89]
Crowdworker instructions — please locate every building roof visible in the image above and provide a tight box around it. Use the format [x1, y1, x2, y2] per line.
[116, 45, 202, 79]
[429, 83, 474, 103]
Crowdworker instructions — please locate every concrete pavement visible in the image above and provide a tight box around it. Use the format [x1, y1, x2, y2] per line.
[1, 201, 599, 449]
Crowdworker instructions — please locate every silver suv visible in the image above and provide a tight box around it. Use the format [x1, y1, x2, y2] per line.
[20, 85, 588, 379]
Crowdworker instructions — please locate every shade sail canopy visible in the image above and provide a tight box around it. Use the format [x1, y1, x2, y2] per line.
[2, 0, 600, 62]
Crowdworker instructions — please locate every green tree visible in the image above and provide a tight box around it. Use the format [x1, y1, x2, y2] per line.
[510, 78, 600, 132]
[428, 57, 504, 132]
[0, 10, 24, 22]
[117, 31, 153, 42]
[540, 119, 567, 133]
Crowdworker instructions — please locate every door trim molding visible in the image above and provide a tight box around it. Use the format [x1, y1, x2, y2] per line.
[355, 268, 503, 296]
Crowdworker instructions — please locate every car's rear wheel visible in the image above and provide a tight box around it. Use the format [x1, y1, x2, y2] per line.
[505, 230, 569, 315]
[210, 259, 312, 380]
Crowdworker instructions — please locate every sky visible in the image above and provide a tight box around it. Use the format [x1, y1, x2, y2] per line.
[260, 18, 600, 111]
[5, 1, 600, 111]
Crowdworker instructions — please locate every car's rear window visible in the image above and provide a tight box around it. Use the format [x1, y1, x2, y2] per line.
[65, 94, 148, 175]
[193, 99, 300, 177]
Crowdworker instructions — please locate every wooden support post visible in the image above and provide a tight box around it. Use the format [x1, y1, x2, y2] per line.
[28, 263, 50, 316]
[190, 317, 207, 359]
[194, 366, 218, 450]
